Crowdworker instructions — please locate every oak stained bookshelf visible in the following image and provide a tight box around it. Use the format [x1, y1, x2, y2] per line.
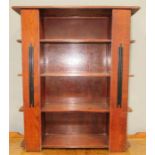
[13, 6, 139, 152]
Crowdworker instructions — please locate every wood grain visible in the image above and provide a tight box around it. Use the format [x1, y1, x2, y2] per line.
[41, 99, 109, 113]
[9, 132, 146, 155]
[17, 39, 136, 43]
[12, 6, 140, 15]
[40, 43, 111, 73]
[40, 72, 110, 77]
[13, 6, 138, 151]
[109, 9, 131, 152]
[19, 106, 133, 112]
[9, 132, 24, 138]
[21, 9, 41, 151]
[9, 131, 146, 139]
[42, 17, 111, 40]
[43, 78, 109, 106]
[18, 73, 134, 77]
[44, 112, 108, 134]
[128, 132, 146, 139]
[42, 134, 108, 148]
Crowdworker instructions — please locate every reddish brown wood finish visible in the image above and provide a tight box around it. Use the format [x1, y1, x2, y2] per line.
[42, 17, 111, 40]
[13, 6, 138, 151]
[18, 72, 134, 77]
[40, 43, 111, 73]
[42, 77, 110, 106]
[19, 105, 133, 113]
[40, 39, 112, 43]
[109, 10, 131, 152]
[21, 9, 41, 151]
[40, 72, 110, 77]
[41, 98, 109, 113]
[42, 112, 109, 148]
[44, 113, 109, 134]
[42, 134, 108, 148]
[17, 39, 136, 43]
[12, 6, 140, 15]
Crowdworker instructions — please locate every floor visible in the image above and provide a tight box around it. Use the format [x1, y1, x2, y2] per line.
[9, 133, 146, 155]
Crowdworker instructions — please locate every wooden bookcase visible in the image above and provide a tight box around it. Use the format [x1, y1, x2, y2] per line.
[12, 6, 139, 152]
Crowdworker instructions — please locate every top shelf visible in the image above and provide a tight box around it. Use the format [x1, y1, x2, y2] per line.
[17, 39, 111, 44]
[17, 39, 135, 44]
[40, 39, 111, 43]
[12, 6, 140, 15]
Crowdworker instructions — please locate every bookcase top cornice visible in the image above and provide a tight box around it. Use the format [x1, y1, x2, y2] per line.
[12, 6, 140, 15]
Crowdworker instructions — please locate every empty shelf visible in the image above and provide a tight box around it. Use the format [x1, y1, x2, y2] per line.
[17, 39, 135, 44]
[42, 133, 108, 148]
[18, 73, 134, 77]
[17, 39, 111, 43]
[40, 72, 110, 77]
[41, 102, 109, 113]
[40, 39, 111, 43]
[19, 106, 133, 112]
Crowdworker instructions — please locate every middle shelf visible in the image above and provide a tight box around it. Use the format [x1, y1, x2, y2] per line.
[41, 97, 109, 113]
[40, 72, 110, 77]
[19, 104, 133, 113]
[41, 101, 109, 113]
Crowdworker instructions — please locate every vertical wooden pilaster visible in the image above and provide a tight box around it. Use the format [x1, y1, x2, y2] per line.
[109, 9, 131, 152]
[21, 9, 41, 151]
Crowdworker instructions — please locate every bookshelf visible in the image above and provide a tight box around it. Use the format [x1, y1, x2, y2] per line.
[13, 6, 139, 152]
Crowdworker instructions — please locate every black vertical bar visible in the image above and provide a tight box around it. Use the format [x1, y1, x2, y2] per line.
[29, 44, 34, 107]
[117, 44, 123, 107]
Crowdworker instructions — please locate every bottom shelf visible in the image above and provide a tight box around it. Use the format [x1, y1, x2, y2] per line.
[42, 133, 109, 148]
[42, 134, 108, 148]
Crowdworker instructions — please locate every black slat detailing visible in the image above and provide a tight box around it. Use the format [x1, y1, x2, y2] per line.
[117, 44, 123, 108]
[29, 44, 34, 107]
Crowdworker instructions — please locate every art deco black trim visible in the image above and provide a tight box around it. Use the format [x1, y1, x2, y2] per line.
[117, 44, 123, 108]
[29, 44, 34, 107]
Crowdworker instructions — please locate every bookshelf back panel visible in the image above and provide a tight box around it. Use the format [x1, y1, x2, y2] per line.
[44, 113, 109, 135]
[42, 17, 111, 39]
[40, 9, 112, 17]
[40, 43, 111, 73]
[42, 77, 110, 104]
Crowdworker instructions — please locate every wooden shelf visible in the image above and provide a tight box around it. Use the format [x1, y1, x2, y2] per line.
[19, 105, 133, 113]
[18, 73, 134, 77]
[40, 39, 111, 43]
[42, 133, 108, 148]
[40, 72, 110, 77]
[41, 102, 109, 113]
[17, 39, 111, 43]
[41, 16, 110, 19]
[12, 6, 140, 15]
[17, 39, 135, 44]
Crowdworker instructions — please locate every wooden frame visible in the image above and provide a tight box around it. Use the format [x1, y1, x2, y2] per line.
[109, 9, 131, 151]
[13, 6, 139, 152]
[21, 9, 41, 151]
